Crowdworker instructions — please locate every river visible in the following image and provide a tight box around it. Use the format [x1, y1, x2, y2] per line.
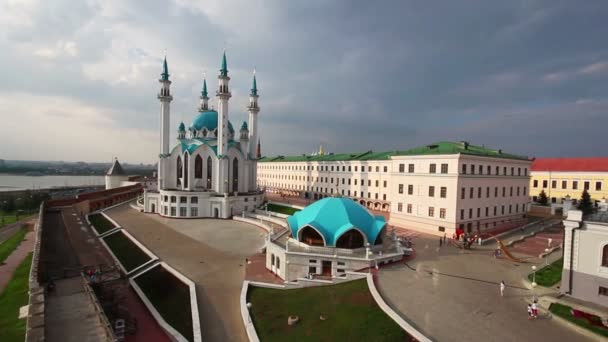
[0, 174, 105, 192]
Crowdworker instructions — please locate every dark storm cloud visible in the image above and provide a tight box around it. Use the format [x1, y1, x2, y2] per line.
[2, 0, 608, 162]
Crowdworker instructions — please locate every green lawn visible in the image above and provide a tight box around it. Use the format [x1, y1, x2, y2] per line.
[0, 215, 18, 229]
[88, 213, 116, 234]
[266, 203, 300, 216]
[528, 258, 563, 287]
[0, 252, 32, 342]
[0, 228, 27, 264]
[103, 232, 151, 272]
[550, 303, 608, 338]
[248, 279, 407, 342]
[135, 265, 193, 341]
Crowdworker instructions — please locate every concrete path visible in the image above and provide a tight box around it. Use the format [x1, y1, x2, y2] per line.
[0, 227, 34, 293]
[106, 204, 267, 342]
[377, 235, 592, 342]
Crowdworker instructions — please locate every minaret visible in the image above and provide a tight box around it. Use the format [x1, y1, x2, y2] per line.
[216, 51, 231, 193]
[198, 77, 209, 112]
[157, 57, 173, 190]
[256, 139, 261, 159]
[247, 70, 260, 159]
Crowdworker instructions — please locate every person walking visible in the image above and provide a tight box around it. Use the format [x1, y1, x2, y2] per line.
[527, 304, 533, 320]
[547, 238, 552, 247]
[443, 233, 447, 244]
[439, 237, 443, 247]
[531, 300, 538, 319]
[500, 280, 506, 297]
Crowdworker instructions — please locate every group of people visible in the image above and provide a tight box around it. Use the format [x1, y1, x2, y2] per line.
[527, 300, 540, 319]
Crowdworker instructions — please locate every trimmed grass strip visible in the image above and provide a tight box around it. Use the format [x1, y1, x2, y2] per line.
[528, 258, 563, 287]
[550, 303, 608, 338]
[89, 213, 116, 234]
[0, 228, 27, 264]
[0, 252, 32, 342]
[135, 265, 193, 341]
[248, 278, 407, 342]
[266, 203, 300, 216]
[103, 232, 151, 272]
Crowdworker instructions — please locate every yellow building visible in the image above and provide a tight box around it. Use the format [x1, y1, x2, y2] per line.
[530, 158, 608, 205]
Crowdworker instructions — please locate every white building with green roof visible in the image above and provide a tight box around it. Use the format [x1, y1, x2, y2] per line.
[258, 141, 532, 236]
[143, 52, 263, 218]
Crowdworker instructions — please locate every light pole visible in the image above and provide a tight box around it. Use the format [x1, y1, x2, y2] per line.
[531, 265, 537, 288]
[544, 248, 550, 266]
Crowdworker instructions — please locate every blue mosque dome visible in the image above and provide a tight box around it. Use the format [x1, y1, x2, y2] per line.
[190, 110, 235, 134]
[287, 197, 386, 248]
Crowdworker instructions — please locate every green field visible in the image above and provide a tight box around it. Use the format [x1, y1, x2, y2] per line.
[103, 232, 151, 272]
[248, 279, 407, 342]
[550, 303, 608, 338]
[88, 213, 116, 234]
[528, 258, 563, 287]
[135, 265, 193, 341]
[266, 203, 300, 216]
[0, 228, 27, 264]
[0, 253, 32, 342]
[0, 215, 18, 229]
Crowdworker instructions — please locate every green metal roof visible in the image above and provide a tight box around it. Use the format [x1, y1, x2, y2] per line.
[251, 74, 258, 96]
[258, 141, 529, 162]
[241, 121, 248, 130]
[220, 51, 228, 76]
[161, 57, 169, 81]
[201, 78, 208, 97]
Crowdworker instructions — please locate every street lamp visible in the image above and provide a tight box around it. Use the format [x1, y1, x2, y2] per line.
[544, 248, 550, 266]
[531, 265, 537, 288]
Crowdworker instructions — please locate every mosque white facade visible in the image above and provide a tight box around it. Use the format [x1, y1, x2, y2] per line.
[143, 53, 263, 218]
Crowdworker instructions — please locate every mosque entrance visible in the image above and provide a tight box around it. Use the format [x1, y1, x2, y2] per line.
[213, 208, 219, 218]
[321, 261, 332, 276]
[151, 204, 155, 213]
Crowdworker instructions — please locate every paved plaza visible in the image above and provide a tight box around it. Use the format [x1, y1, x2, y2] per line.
[376, 234, 591, 342]
[106, 203, 267, 342]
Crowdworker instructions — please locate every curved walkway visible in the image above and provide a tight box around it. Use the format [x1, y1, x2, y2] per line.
[105, 204, 266, 342]
[0, 227, 34, 293]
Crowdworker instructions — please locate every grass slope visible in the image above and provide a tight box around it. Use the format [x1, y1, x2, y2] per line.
[248, 279, 407, 342]
[528, 258, 563, 287]
[0, 215, 18, 229]
[266, 203, 300, 216]
[550, 303, 608, 338]
[103, 232, 151, 272]
[88, 213, 116, 234]
[135, 266, 193, 341]
[0, 252, 32, 342]
[0, 228, 27, 264]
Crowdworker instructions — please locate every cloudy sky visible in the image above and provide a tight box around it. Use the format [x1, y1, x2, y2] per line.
[1, 0, 607, 163]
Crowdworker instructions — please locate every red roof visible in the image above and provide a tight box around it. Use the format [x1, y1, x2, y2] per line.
[531, 158, 608, 172]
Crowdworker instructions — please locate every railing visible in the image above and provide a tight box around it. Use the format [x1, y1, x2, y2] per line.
[80, 274, 119, 342]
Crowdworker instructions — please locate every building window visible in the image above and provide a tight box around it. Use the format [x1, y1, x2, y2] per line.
[600, 287, 608, 297]
[523, 187, 527, 196]
[276, 258, 280, 270]
[191, 207, 198, 216]
[170, 196, 176, 203]
[471, 164, 475, 175]
[460, 209, 464, 220]
[495, 166, 499, 175]
[469, 187, 474, 198]
[439, 208, 446, 219]
[486, 187, 490, 198]
[485, 207, 489, 216]
[375, 180, 379, 187]
[429, 164, 436, 173]
[180, 196, 187, 203]
[376, 166, 379, 172]
[478, 165, 483, 175]
[308, 266, 316, 274]
[462, 164, 467, 174]
[487, 165, 491, 175]
[517, 187, 520, 196]
[584, 181, 590, 191]
[398, 184, 404, 194]
[602, 245, 608, 267]
[438, 226, 445, 232]
[397, 203, 403, 212]
[493, 206, 497, 215]
[477, 208, 480, 218]
[399, 164, 405, 173]
[428, 207, 434, 217]
[383, 194, 386, 200]
[510, 187, 513, 197]
[469, 208, 473, 219]
[503, 167, 507, 175]
[511, 167, 514, 176]
[383, 181, 387, 188]
[191, 197, 198, 204]
[533, 180, 538, 188]
[429, 186, 435, 197]
[494, 187, 498, 197]
[407, 204, 412, 213]
[502, 187, 506, 197]
[355, 166, 358, 172]
[171, 207, 177, 216]
[440, 187, 447, 198]
[542, 180, 548, 188]
[596, 182, 602, 191]
[408, 164, 415, 173]
[551, 180, 557, 189]
[562, 180, 567, 189]
[179, 207, 187, 217]
[573, 181, 578, 190]
[509, 205, 512, 214]
[477, 187, 482, 198]
[441, 164, 448, 174]
[501, 206, 504, 215]
[408, 185, 413, 195]
[461, 187, 465, 199]
[384, 166, 388, 172]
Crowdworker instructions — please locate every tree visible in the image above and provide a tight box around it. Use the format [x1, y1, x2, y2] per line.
[537, 190, 549, 206]
[577, 189, 594, 216]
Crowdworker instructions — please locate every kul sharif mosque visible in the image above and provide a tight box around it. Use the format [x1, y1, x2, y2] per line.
[143, 52, 264, 218]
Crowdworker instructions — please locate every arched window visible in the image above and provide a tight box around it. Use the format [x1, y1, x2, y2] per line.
[603, 244, 608, 267]
[195, 155, 203, 179]
[183, 153, 189, 188]
[206, 156, 212, 189]
[232, 157, 239, 193]
[299, 226, 325, 246]
[271, 254, 275, 266]
[176, 156, 182, 186]
[336, 229, 365, 249]
[276, 257, 280, 270]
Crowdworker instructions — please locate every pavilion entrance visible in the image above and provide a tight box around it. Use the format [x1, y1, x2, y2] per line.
[321, 261, 332, 276]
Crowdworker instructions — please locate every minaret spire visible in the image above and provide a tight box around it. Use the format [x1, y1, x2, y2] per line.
[198, 73, 209, 111]
[161, 56, 169, 81]
[220, 49, 228, 76]
[251, 68, 258, 96]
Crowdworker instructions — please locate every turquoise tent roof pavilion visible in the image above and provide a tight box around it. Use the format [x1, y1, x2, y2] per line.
[287, 197, 386, 247]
